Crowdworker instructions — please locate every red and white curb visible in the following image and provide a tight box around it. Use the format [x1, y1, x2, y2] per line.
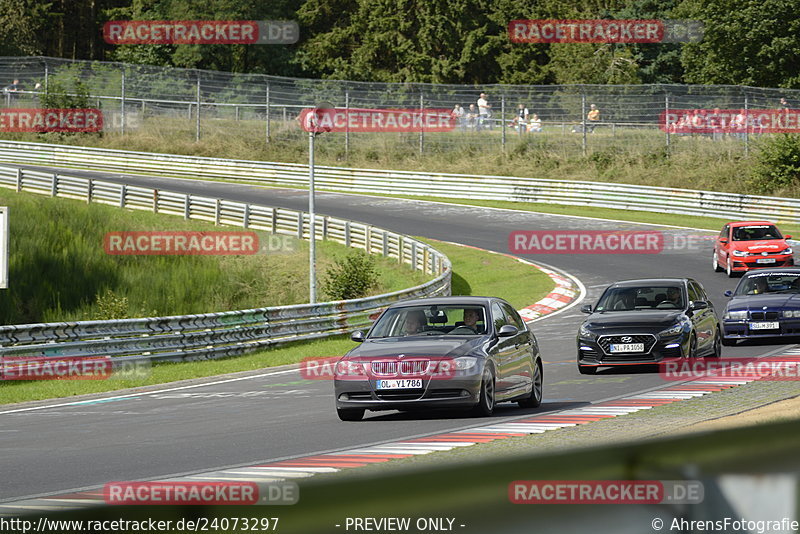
[436, 240, 584, 323]
[6, 354, 800, 514]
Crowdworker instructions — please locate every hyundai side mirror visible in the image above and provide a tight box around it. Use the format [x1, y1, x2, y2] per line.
[350, 330, 365, 342]
[497, 325, 519, 337]
[580, 304, 593, 314]
[724, 290, 733, 297]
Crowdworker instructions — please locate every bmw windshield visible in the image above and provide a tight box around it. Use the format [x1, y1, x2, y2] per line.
[369, 305, 487, 338]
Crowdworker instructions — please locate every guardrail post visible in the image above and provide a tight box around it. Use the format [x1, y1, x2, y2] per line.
[382, 232, 388, 257]
[215, 199, 221, 225]
[297, 212, 303, 239]
[366, 226, 372, 253]
[399, 235, 404, 264]
[322, 216, 328, 239]
[51, 173, 57, 196]
[87, 179, 93, 203]
[153, 189, 158, 213]
[271, 208, 277, 233]
[184, 194, 190, 219]
[411, 242, 418, 270]
[344, 221, 351, 247]
[423, 247, 430, 275]
[15, 168, 21, 192]
[120, 184, 127, 208]
[243, 204, 250, 228]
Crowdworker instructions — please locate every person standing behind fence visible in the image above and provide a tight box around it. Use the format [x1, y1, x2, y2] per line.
[3, 79, 20, 106]
[586, 103, 600, 133]
[451, 104, 465, 130]
[514, 104, 529, 134]
[477, 93, 492, 131]
[465, 104, 479, 131]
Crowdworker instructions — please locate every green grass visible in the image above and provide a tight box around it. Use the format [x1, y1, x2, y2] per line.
[0, 233, 554, 405]
[0, 187, 429, 325]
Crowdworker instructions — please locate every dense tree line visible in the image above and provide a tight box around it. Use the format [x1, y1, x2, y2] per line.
[1, 0, 798, 88]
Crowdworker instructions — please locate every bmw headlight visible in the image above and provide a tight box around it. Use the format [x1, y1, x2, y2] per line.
[579, 324, 596, 339]
[732, 250, 748, 257]
[724, 310, 748, 321]
[659, 322, 684, 337]
[784, 310, 800, 318]
[453, 356, 478, 371]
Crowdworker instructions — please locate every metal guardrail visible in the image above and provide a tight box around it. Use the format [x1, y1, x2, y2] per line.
[0, 164, 451, 364]
[0, 140, 799, 223]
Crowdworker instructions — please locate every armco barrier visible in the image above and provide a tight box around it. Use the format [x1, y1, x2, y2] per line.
[0, 164, 450, 365]
[0, 140, 798, 223]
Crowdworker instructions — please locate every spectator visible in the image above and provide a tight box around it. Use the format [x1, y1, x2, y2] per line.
[733, 109, 747, 139]
[477, 93, 492, 131]
[465, 104, 479, 131]
[779, 97, 790, 128]
[3, 78, 20, 106]
[586, 103, 600, 133]
[451, 104, 465, 130]
[513, 103, 529, 134]
[527, 113, 542, 133]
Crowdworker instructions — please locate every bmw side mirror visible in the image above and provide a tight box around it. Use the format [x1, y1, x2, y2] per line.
[580, 304, 593, 314]
[724, 290, 733, 297]
[689, 300, 709, 311]
[497, 325, 519, 337]
[350, 330, 365, 342]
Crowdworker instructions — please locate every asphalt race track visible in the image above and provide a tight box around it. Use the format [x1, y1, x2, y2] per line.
[2, 165, 794, 503]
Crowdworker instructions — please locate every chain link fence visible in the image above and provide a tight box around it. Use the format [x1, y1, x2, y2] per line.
[2, 56, 799, 156]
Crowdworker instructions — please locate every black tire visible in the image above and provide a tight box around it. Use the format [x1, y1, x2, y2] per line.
[713, 251, 723, 272]
[686, 333, 698, 358]
[472, 365, 496, 417]
[578, 364, 597, 375]
[708, 331, 722, 358]
[726, 258, 735, 278]
[336, 408, 365, 421]
[518, 360, 543, 408]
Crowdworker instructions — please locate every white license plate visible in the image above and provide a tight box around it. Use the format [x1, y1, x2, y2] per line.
[750, 321, 779, 330]
[609, 343, 645, 353]
[756, 258, 777, 264]
[376, 379, 423, 389]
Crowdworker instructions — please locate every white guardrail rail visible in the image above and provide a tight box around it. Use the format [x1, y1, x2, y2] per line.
[1, 140, 800, 222]
[0, 163, 451, 365]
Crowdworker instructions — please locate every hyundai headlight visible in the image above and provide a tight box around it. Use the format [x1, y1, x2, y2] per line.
[724, 310, 748, 321]
[579, 324, 596, 339]
[732, 250, 748, 257]
[659, 322, 684, 337]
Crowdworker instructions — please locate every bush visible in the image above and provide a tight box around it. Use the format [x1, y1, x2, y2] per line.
[749, 134, 800, 193]
[322, 251, 379, 300]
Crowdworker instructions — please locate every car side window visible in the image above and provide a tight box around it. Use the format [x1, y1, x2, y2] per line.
[491, 302, 506, 332]
[719, 225, 728, 240]
[693, 281, 710, 302]
[501, 302, 525, 330]
[688, 283, 701, 303]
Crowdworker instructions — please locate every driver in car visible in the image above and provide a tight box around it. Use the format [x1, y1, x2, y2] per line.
[462, 308, 483, 333]
[748, 277, 769, 295]
[403, 310, 427, 335]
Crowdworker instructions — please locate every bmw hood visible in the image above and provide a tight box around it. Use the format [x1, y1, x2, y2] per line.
[345, 337, 486, 359]
[727, 294, 800, 311]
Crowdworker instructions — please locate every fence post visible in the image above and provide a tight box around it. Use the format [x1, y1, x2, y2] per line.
[344, 221, 351, 247]
[184, 194, 190, 219]
[120, 69, 126, 136]
[665, 93, 671, 150]
[15, 168, 21, 192]
[51, 173, 57, 196]
[43, 62, 49, 98]
[581, 91, 587, 156]
[345, 90, 350, 159]
[501, 94, 506, 150]
[243, 203, 250, 228]
[265, 80, 271, 144]
[153, 189, 158, 213]
[419, 91, 424, 156]
[120, 184, 127, 208]
[87, 179, 93, 203]
[744, 93, 750, 156]
[235, 106, 239, 121]
[195, 73, 201, 142]
[215, 199, 221, 225]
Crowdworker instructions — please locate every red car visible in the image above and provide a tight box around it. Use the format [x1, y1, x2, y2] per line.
[713, 221, 794, 277]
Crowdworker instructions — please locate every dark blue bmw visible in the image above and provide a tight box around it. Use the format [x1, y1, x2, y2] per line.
[722, 267, 800, 345]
